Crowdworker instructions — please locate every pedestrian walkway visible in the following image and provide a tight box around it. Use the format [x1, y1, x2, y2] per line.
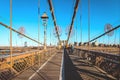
[12, 50, 63, 80]
[64, 49, 116, 80]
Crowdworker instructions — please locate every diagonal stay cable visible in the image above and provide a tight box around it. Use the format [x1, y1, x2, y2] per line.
[0, 22, 43, 45]
[89, 25, 120, 43]
[47, 0, 61, 44]
[66, 0, 80, 46]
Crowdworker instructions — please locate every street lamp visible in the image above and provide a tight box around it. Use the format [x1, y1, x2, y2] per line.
[41, 12, 49, 50]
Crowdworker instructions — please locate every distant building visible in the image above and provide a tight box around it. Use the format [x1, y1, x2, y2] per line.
[83, 42, 88, 46]
[79, 42, 83, 46]
[98, 43, 105, 47]
[91, 41, 98, 47]
[24, 41, 27, 47]
[74, 42, 78, 46]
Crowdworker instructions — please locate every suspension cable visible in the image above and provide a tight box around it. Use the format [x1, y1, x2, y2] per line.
[47, 0, 61, 44]
[66, 0, 80, 46]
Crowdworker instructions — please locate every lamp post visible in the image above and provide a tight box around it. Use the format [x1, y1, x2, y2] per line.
[41, 12, 49, 50]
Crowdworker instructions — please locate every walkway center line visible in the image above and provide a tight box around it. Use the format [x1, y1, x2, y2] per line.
[28, 53, 57, 80]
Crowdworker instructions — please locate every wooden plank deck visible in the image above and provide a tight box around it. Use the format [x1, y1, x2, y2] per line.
[12, 50, 62, 80]
[64, 49, 116, 80]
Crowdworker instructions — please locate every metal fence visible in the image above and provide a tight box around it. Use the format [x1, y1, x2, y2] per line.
[0, 48, 56, 80]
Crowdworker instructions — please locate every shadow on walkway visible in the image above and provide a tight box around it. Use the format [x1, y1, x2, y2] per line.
[64, 49, 83, 80]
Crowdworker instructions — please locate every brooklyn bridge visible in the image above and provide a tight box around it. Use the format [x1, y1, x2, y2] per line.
[0, 0, 120, 80]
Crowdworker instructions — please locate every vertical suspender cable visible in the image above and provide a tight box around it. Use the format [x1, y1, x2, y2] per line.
[76, 22, 77, 42]
[80, 0, 82, 43]
[118, 28, 120, 55]
[50, 26, 51, 55]
[10, 0, 13, 70]
[114, 29, 117, 44]
[88, 0, 90, 48]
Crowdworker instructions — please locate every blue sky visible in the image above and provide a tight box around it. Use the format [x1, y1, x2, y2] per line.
[0, 0, 120, 46]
